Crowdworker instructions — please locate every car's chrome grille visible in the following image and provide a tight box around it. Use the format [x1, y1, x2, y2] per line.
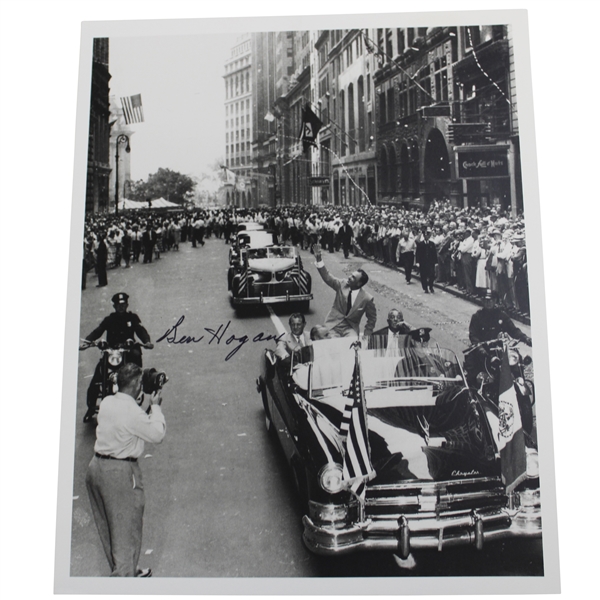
[365, 477, 507, 519]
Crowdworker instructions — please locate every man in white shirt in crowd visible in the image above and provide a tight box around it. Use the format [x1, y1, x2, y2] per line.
[458, 228, 475, 294]
[396, 228, 417, 284]
[85, 363, 166, 577]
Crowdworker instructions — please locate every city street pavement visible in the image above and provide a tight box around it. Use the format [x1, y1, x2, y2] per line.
[70, 235, 539, 578]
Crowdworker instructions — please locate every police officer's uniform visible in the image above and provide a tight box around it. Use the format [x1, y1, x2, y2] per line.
[469, 306, 531, 346]
[84, 293, 152, 422]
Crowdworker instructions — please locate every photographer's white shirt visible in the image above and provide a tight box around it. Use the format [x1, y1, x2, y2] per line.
[94, 392, 166, 460]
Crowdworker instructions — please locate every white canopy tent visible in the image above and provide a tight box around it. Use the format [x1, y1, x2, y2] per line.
[119, 197, 180, 210]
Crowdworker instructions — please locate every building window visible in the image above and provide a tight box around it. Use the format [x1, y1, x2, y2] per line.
[397, 29, 405, 55]
[433, 57, 448, 102]
[348, 83, 355, 155]
[379, 90, 386, 125]
[385, 29, 393, 61]
[387, 87, 395, 122]
[357, 76, 365, 152]
[339, 89, 346, 156]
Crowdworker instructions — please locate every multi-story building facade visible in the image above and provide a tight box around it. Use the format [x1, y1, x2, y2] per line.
[374, 25, 522, 214]
[223, 34, 254, 207]
[226, 24, 521, 213]
[326, 30, 377, 207]
[85, 38, 111, 214]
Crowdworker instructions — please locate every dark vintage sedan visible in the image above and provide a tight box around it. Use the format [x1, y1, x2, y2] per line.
[256, 336, 541, 558]
[229, 245, 312, 311]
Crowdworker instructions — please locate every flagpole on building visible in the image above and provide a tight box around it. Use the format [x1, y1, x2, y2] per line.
[309, 101, 360, 150]
[114, 134, 130, 216]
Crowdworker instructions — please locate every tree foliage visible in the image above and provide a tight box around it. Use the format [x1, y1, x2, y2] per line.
[127, 168, 196, 204]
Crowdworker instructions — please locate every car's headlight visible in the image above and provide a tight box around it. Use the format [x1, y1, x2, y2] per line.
[319, 463, 344, 494]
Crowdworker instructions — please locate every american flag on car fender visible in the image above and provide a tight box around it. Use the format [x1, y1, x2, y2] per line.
[289, 262, 309, 294]
[341, 353, 376, 495]
[237, 268, 248, 294]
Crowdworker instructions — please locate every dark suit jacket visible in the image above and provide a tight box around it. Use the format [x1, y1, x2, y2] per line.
[367, 324, 412, 350]
[339, 224, 353, 244]
[317, 263, 377, 337]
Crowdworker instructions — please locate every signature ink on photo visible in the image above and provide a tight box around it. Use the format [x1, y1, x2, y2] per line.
[157, 315, 284, 361]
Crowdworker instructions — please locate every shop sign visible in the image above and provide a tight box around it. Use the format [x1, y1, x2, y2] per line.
[309, 176, 330, 186]
[457, 148, 509, 179]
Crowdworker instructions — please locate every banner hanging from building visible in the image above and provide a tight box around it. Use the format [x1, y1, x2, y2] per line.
[300, 104, 323, 154]
[221, 166, 237, 185]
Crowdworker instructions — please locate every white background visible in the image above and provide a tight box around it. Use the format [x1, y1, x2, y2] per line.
[1, 1, 598, 599]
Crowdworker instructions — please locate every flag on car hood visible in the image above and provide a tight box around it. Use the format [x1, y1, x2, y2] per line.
[300, 104, 323, 154]
[341, 351, 376, 495]
[495, 351, 527, 492]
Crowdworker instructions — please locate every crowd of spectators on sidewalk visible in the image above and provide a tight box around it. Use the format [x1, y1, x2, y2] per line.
[81, 199, 530, 318]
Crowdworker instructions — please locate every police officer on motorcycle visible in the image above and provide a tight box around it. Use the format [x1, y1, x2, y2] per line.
[81, 293, 154, 423]
[469, 291, 532, 346]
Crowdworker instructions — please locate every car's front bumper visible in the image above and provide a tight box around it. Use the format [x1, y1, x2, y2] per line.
[232, 292, 313, 305]
[302, 490, 542, 556]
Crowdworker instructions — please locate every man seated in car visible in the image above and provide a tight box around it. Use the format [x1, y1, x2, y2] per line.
[368, 308, 413, 354]
[275, 313, 312, 366]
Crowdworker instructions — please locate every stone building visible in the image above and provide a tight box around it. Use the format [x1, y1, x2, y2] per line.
[223, 34, 254, 207]
[85, 38, 111, 214]
[374, 25, 523, 214]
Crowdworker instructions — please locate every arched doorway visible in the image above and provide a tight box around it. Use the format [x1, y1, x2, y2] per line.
[409, 139, 420, 196]
[400, 144, 410, 199]
[423, 128, 451, 207]
[388, 144, 398, 196]
[378, 146, 389, 198]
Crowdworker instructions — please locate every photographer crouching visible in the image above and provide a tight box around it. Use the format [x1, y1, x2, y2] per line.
[85, 363, 167, 577]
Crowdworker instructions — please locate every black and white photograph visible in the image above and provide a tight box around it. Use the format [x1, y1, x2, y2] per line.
[53, 9, 562, 593]
[7, 2, 600, 599]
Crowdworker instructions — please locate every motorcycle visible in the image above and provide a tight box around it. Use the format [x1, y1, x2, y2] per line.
[463, 333, 536, 448]
[80, 338, 154, 421]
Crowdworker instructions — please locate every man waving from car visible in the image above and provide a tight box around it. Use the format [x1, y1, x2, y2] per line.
[313, 243, 377, 338]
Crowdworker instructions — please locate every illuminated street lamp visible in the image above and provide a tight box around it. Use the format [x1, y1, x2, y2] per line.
[114, 134, 130, 215]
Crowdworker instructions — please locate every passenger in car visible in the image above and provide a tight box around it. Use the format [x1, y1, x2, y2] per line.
[275, 313, 311, 362]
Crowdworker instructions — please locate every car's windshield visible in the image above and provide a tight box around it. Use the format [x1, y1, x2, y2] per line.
[238, 231, 274, 249]
[247, 246, 296, 259]
[309, 338, 463, 397]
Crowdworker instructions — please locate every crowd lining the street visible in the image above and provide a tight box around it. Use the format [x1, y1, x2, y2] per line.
[82, 199, 530, 318]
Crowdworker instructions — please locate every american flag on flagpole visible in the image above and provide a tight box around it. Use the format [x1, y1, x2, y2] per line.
[341, 350, 376, 495]
[120, 94, 144, 125]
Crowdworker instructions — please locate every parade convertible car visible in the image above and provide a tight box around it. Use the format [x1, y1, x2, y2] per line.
[256, 336, 541, 557]
[228, 229, 274, 267]
[228, 245, 312, 311]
